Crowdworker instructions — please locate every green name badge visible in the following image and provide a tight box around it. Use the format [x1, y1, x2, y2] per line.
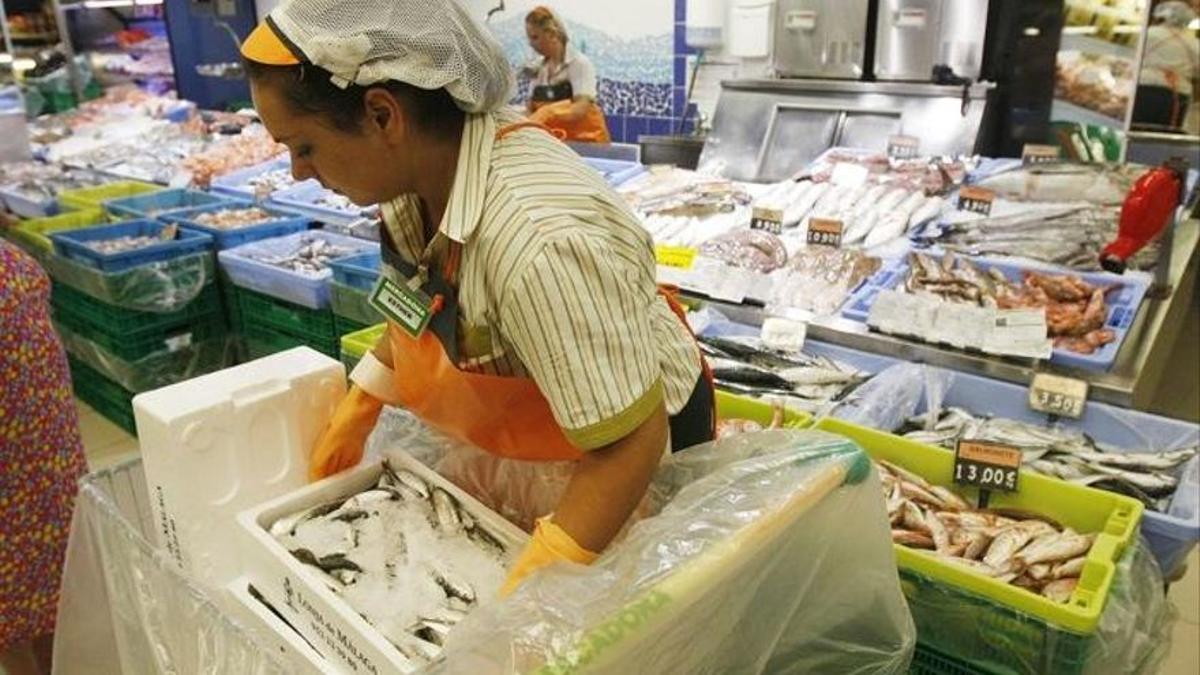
[369, 276, 433, 338]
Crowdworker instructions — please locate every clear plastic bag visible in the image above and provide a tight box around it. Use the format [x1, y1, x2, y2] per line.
[367, 414, 917, 673]
[43, 250, 212, 313]
[54, 320, 239, 393]
[830, 362, 952, 432]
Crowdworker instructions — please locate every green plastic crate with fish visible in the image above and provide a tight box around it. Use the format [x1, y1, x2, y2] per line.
[331, 280, 385, 327]
[57, 181, 163, 213]
[51, 281, 222, 338]
[340, 322, 386, 373]
[52, 301, 226, 363]
[715, 390, 811, 430]
[6, 208, 107, 263]
[814, 418, 1143, 674]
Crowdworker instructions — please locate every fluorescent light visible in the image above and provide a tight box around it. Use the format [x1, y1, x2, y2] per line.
[1062, 26, 1100, 35]
[12, 58, 37, 72]
[83, 0, 135, 7]
[1189, 18, 1199, 30]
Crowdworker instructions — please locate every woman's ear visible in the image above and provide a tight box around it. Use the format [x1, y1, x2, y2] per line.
[363, 87, 404, 139]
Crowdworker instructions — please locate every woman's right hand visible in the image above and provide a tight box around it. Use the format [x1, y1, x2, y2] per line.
[309, 385, 384, 481]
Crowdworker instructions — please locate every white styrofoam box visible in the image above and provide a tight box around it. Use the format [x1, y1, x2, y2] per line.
[224, 577, 332, 675]
[134, 346, 346, 590]
[236, 453, 529, 675]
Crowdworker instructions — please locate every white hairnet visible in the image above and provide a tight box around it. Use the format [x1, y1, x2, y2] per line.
[268, 0, 514, 113]
[526, 5, 571, 43]
[1153, 1, 1198, 27]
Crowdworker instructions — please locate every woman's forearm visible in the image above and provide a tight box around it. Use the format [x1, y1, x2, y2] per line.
[551, 403, 668, 552]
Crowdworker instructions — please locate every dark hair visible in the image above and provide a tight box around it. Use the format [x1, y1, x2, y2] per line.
[244, 60, 464, 135]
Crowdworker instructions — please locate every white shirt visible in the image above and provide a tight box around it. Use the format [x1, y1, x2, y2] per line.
[1140, 25, 1199, 96]
[533, 44, 598, 100]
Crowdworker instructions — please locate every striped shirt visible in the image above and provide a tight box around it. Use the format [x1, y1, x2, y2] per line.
[380, 110, 701, 450]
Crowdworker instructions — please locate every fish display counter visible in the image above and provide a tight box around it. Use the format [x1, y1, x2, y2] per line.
[618, 152, 1200, 411]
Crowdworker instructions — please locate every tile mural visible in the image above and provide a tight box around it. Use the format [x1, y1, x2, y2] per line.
[482, 0, 697, 143]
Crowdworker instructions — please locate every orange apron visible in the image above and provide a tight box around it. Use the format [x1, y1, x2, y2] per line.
[529, 99, 612, 144]
[381, 122, 708, 462]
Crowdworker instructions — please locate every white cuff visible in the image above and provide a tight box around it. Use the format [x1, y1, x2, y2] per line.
[350, 352, 399, 404]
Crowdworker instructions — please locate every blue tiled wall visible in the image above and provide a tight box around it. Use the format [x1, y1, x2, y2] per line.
[605, 0, 698, 143]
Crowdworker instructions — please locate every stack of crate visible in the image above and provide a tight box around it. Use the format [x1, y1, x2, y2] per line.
[217, 230, 378, 361]
[329, 250, 384, 336]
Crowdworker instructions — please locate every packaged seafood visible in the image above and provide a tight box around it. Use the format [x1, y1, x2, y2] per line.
[973, 162, 1144, 206]
[899, 407, 1197, 513]
[804, 147, 975, 196]
[917, 200, 1160, 271]
[901, 252, 1124, 354]
[699, 228, 788, 273]
[767, 247, 880, 316]
[619, 166, 752, 217]
[237, 455, 527, 674]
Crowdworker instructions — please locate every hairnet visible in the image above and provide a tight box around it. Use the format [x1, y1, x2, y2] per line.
[266, 0, 514, 113]
[1153, 1, 1197, 27]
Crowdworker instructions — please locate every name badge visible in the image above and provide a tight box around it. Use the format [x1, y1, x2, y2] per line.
[369, 276, 434, 338]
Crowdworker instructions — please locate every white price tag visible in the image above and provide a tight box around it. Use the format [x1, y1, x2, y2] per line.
[985, 309, 1052, 359]
[761, 317, 808, 355]
[1029, 373, 1089, 419]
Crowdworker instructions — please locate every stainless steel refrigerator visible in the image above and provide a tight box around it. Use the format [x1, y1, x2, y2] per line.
[874, 0, 991, 82]
[773, 0, 872, 79]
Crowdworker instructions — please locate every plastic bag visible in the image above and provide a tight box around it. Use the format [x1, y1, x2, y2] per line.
[43, 250, 212, 313]
[830, 362, 952, 432]
[54, 320, 239, 393]
[1083, 536, 1173, 674]
[388, 427, 917, 674]
[53, 459, 290, 675]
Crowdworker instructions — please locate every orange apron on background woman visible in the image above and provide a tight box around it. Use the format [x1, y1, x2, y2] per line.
[379, 122, 708, 462]
[528, 80, 611, 144]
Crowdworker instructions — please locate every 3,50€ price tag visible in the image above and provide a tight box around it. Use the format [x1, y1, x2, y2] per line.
[1029, 372, 1088, 419]
[954, 439, 1021, 493]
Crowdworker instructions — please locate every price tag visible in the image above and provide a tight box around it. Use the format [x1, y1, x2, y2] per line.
[655, 245, 698, 270]
[750, 206, 785, 235]
[761, 317, 807, 354]
[1029, 372, 1089, 419]
[1022, 144, 1061, 165]
[954, 439, 1021, 493]
[807, 218, 844, 247]
[887, 134, 920, 159]
[957, 186, 995, 216]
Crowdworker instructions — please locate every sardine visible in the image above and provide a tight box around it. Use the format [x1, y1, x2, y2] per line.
[431, 489, 462, 533]
[892, 529, 935, 548]
[1017, 532, 1094, 566]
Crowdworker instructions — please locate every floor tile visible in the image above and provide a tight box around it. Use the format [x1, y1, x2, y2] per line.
[77, 409, 133, 452]
[1168, 549, 1200, 624]
[1161, 618, 1200, 674]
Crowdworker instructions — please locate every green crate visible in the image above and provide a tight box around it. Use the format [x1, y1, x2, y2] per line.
[330, 280, 385, 327]
[52, 282, 221, 336]
[68, 356, 136, 436]
[900, 568, 1093, 675]
[243, 320, 339, 360]
[339, 322, 386, 374]
[235, 285, 336, 344]
[57, 181, 163, 212]
[8, 208, 108, 262]
[54, 305, 226, 362]
[218, 269, 243, 332]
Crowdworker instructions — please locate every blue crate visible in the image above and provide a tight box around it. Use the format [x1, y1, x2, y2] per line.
[582, 157, 646, 187]
[267, 182, 378, 226]
[841, 255, 1151, 371]
[103, 188, 236, 220]
[209, 156, 307, 200]
[328, 251, 381, 292]
[160, 202, 312, 250]
[0, 185, 59, 218]
[50, 219, 214, 272]
[218, 230, 379, 309]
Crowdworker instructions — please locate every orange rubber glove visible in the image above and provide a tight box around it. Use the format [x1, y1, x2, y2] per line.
[309, 385, 383, 482]
[499, 517, 599, 597]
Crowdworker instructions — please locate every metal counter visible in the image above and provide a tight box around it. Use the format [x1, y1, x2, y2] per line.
[699, 78, 992, 182]
[698, 218, 1199, 411]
